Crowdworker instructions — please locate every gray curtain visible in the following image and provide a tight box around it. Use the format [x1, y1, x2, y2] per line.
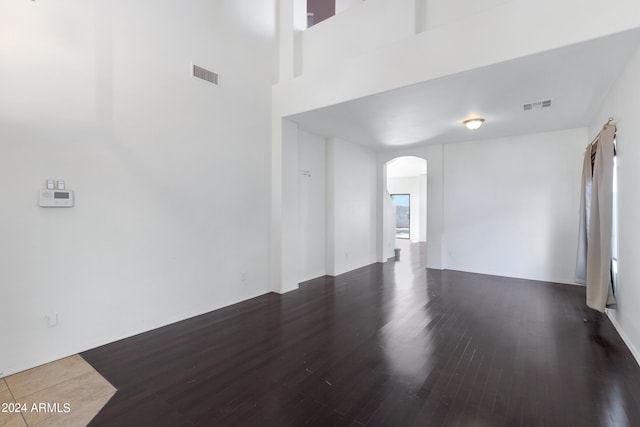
[575, 124, 616, 312]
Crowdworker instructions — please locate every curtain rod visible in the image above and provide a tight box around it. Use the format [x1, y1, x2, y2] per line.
[590, 117, 615, 146]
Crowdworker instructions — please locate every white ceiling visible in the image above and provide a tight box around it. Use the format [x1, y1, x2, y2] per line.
[287, 29, 640, 151]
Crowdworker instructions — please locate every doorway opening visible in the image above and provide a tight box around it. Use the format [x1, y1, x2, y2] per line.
[384, 156, 427, 266]
[390, 194, 410, 239]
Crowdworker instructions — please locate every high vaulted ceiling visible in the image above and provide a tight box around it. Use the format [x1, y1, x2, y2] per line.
[286, 28, 640, 151]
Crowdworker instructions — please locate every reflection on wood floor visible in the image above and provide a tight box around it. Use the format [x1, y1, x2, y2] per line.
[83, 241, 640, 426]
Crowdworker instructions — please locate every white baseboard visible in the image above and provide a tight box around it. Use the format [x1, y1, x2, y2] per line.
[606, 309, 640, 368]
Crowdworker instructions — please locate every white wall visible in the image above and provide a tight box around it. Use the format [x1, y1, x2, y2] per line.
[302, 0, 543, 72]
[302, 0, 416, 73]
[419, 174, 427, 241]
[273, 0, 640, 295]
[589, 43, 640, 363]
[0, 0, 275, 376]
[298, 130, 327, 282]
[336, 0, 364, 14]
[280, 119, 301, 293]
[383, 191, 397, 260]
[425, 0, 512, 30]
[443, 128, 587, 283]
[326, 138, 378, 276]
[387, 176, 422, 242]
[275, 0, 640, 117]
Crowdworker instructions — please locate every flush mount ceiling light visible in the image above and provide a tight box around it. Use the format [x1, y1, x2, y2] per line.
[463, 118, 485, 130]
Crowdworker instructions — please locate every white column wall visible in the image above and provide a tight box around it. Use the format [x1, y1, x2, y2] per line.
[326, 138, 378, 276]
[298, 130, 327, 282]
[280, 120, 301, 293]
[382, 191, 397, 260]
[419, 174, 427, 242]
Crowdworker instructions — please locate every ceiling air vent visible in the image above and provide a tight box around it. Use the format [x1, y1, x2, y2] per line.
[192, 63, 219, 86]
[523, 99, 552, 111]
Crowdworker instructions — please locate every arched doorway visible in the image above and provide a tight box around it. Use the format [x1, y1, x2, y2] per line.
[383, 156, 427, 266]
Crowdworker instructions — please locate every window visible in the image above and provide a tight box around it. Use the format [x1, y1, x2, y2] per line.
[391, 194, 410, 239]
[612, 138, 618, 294]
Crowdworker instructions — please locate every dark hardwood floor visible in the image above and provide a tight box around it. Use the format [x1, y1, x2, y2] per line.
[82, 242, 640, 426]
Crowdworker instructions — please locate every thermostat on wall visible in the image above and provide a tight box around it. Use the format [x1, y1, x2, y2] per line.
[39, 180, 74, 207]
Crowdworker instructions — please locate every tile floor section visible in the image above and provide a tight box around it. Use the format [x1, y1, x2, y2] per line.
[0, 355, 115, 427]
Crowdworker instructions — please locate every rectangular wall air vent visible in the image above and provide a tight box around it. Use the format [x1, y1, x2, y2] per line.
[192, 64, 219, 86]
[523, 99, 552, 111]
